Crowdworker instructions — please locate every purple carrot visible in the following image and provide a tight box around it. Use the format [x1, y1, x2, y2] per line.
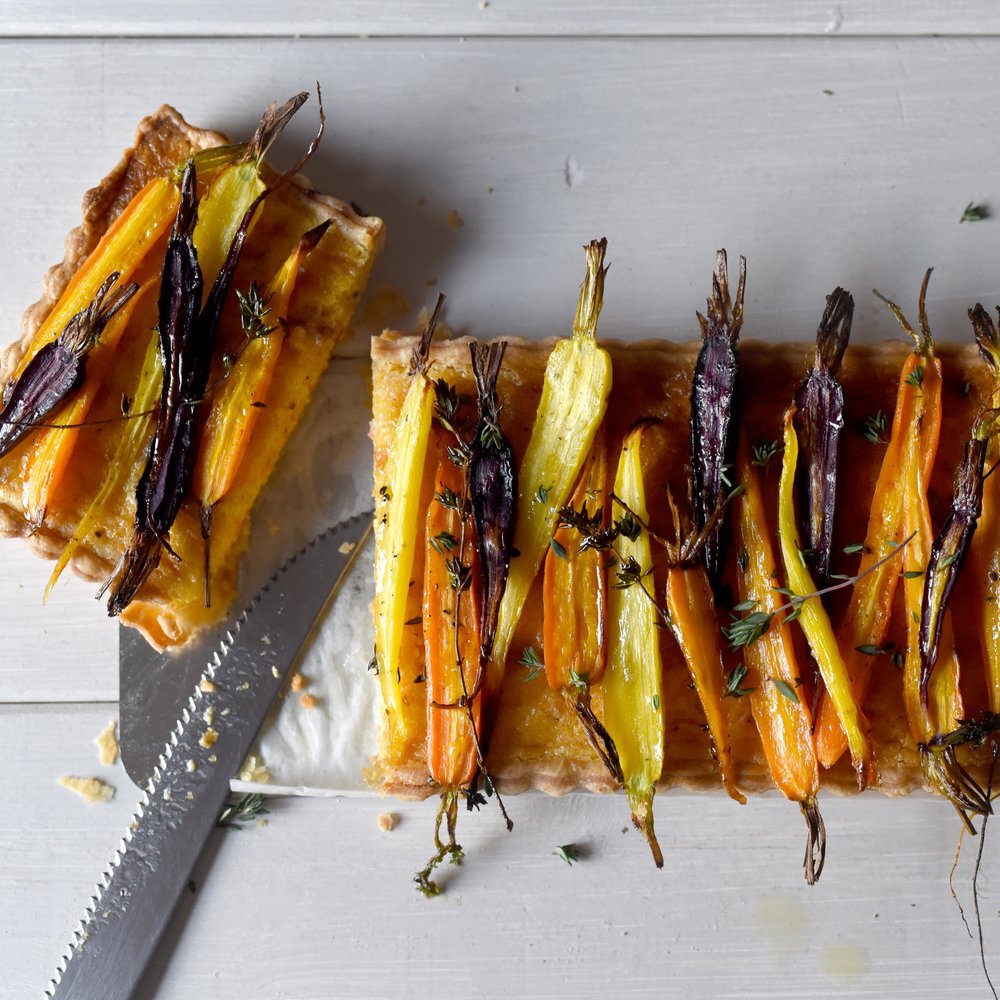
[0, 273, 137, 459]
[690, 249, 746, 583]
[103, 161, 267, 614]
[468, 341, 517, 668]
[793, 288, 853, 583]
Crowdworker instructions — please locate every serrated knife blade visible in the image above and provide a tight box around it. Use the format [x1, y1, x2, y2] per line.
[47, 510, 373, 1000]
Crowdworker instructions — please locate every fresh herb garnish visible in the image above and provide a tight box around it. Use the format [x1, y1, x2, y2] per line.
[773, 678, 800, 704]
[752, 438, 781, 468]
[430, 531, 458, 555]
[554, 843, 581, 866]
[218, 792, 270, 829]
[723, 663, 754, 699]
[960, 201, 989, 223]
[862, 409, 888, 445]
[518, 646, 544, 682]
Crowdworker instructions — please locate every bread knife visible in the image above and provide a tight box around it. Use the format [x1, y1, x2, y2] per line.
[46, 510, 373, 1000]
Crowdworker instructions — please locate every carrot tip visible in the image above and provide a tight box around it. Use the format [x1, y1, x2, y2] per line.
[629, 789, 664, 869]
[800, 797, 827, 885]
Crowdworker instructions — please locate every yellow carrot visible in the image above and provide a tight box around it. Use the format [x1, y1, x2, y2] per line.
[373, 302, 443, 751]
[602, 424, 664, 867]
[777, 407, 875, 788]
[194, 221, 330, 514]
[490, 240, 613, 692]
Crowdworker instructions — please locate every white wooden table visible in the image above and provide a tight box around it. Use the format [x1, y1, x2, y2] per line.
[2, 4, 999, 997]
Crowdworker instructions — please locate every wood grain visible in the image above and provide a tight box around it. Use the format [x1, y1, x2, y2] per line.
[3, 703, 995, 999]
[1, 1, 1000, 38]
[3, 26, 1000, 1000]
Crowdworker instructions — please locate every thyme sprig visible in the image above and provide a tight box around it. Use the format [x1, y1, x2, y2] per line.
[725, 531, 917, 649]
[518, 645, 544, 682]
[217, 792, 270, 829]
[861, 409, 888, 445]
[429, 376, 513, 836]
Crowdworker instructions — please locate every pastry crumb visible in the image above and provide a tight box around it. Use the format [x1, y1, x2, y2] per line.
[378, 812, 396, 832]
[446, 209, 464, 228]
[271, 666, 281, 679]
[186, 759, 197, 772]
[58, 776, 114, 804]
[338, 540, 356, 555]
[93, 720, 119, 766]
[239, 754, 271, 784]
[203, 706, 215, 726]
[290, 673, 307, 692]
[199, 728, 219, 749]
[199, 677, 217, 693]
[299, 693, 318, 710]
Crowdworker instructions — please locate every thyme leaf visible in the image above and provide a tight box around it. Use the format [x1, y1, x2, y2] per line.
[862, 409, 888, 445]
[773, 678, 800, 704]
[518, 646, 544, 682]
[218, 792, 270, 830]
[555, 843, 581, 865]
[752, 438, 781, 468]
[723, 663, 754, 699]
[961, 201, 989, 223]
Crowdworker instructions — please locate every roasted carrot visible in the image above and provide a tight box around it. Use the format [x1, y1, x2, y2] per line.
[44, 330, 162, 601]
[425, 451, 483, 790]
[664, 553, 744, 803]
[602, 424, 664, 867]
[193, 220, 332, 602]
[778, 407, 875, 789]
[690, 249, 746, 583]
[373, 299, 444, 753]
[9, 180, 178, 385]
[815, 277, 941, 769]
[969, 305, 1000, 716]
[19, 277, 153, 527]
[730, 441, 824, 883]
[543, 435, 622, 783]
[491, 239, 612, 685]
[792, 288, 853, 583]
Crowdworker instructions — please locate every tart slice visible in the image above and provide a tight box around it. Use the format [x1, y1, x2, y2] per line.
[0, 99, 383, 649]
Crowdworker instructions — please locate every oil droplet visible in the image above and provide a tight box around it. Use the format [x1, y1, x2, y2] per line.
[821, 942, 869, 979]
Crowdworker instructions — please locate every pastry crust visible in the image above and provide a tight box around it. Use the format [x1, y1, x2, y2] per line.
[0, 106, 383, 648]
[371, 332, 993, 800]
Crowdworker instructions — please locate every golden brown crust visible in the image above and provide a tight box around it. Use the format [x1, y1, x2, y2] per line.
[0, 105, 384, 649]
[0, 107, 227, 593]
[371, 332, 992, 801]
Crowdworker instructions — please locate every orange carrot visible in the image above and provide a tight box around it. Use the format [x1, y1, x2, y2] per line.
[815, 344, 940, 768]
[731, 441, 824, 882]
[20, 278, 156, 527]
[541, 435, 621, 783]
[12, 179, 178, 382]
[425, 453, 483, 791]
[543, 440, 608, 690]
[665, 559, 745, 803]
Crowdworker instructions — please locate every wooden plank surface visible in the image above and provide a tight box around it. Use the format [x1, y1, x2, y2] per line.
[5, 36, 1000, 704]
[2, 1, 1000, 38]
[3, 703, 995, 1000]
[2, 29, 1000, 1000]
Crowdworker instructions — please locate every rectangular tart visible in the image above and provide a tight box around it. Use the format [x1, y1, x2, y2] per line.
[370, 332, 992, 799]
